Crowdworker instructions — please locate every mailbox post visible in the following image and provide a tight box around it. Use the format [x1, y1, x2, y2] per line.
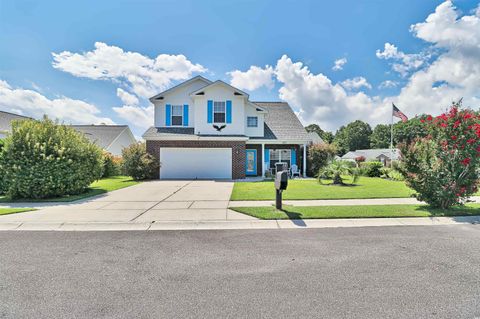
[274, 171, 288, 210]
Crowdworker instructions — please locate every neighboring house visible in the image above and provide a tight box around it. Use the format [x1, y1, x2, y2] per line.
[143, 76, 310, 179]
[341, 148, 401, 166]
[0, 110, 31, 138]
[307, 131, 325, 145]
[71, 125, 137, 156]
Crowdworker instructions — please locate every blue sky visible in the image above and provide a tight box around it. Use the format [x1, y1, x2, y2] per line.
[1, 0, 479, 137]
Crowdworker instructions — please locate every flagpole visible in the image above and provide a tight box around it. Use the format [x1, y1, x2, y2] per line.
[390, 103, 394, 168]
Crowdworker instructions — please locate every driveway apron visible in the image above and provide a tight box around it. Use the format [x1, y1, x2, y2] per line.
[0, 180, 256, 223]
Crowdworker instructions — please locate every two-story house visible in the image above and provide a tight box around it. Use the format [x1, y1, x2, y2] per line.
[143, 76, 310, 179]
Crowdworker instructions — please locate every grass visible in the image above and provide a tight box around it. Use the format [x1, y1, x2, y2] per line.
[231, 177, 416, 200]
[0, 176, 139, 203]
[0, 208, 36, 216]
[231, 203, 480, 220]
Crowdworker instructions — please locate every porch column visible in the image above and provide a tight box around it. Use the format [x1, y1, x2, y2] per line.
[261, 143, 265, 178]
[302, 144, 307, 177]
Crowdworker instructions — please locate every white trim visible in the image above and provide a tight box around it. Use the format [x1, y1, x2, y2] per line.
[247, 139, 310, 144]
[144, 135, 249, 141]
[149, 75, 212, 101]
[189, 80, 249, 98]
[303, 143, 307, 177]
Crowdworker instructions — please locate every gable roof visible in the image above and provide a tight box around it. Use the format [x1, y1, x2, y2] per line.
[189, 80, 249, 98]
[70, 125, 132, 149]
[251, 102, 310, 142]
[0, 110, 31, 133]
[307, 131, 325, 144]
[342, 149, 400, 160]
[149, 75, 212, 102]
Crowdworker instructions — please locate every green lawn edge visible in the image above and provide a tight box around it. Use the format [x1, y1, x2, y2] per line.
[230, 204, 480, 220]
[0, 176, 139, 203]
[0, 208, 37, 216]
[231, 178, 416, 201]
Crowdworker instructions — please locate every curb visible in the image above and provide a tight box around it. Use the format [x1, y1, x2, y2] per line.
[1, 216, 479, 231]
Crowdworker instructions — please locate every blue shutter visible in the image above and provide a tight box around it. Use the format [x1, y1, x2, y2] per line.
[165, 104, 171, 126]
[207, 100, 213, 123]
[183, 104, 189, 126]
[291, 148, 297, 165]
[226, 100, 232, 123]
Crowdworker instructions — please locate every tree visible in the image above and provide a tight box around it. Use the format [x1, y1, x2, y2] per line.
[305, 124, 334, 143]
[370, 124, 391, 148]
[393, 115, 428, 145]
[0, 118, 103, 199]
[307, 143, 337, 176]
[122, 143, 159, 180]
[333, 120, 372, 155]
[398, 102, 479, 209]
[318, 160, 359, 185]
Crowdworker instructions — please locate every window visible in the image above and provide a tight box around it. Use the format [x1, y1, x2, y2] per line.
[171, 105, 183, 126]
[269, 149, 291, 170]
[247, 116, 258, 127]
[213, 101, 226, 123]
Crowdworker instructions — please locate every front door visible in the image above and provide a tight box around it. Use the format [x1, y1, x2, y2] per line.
[245, 149, 257, 176]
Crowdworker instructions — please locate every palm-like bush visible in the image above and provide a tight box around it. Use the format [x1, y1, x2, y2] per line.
[318, 160, 359, 185]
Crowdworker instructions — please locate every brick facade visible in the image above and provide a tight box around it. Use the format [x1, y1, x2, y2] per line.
[146, 140, 246, 179]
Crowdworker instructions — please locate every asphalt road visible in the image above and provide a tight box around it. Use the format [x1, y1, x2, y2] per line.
[1, 225, 480, 319]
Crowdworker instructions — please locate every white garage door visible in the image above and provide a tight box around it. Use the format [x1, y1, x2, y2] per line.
[160, 148, 232, 179]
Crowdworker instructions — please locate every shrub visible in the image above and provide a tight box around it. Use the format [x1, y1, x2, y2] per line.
[0, 118, 103, 199]
[0, 139, 5, 195]
[307, 143, 337, 177]
[121, 142, 159, 180]
[359, 161, 383, 177]
[102, 151, 122, 177]
[318, 160, 359, 185]
[398, 102, 480, 209]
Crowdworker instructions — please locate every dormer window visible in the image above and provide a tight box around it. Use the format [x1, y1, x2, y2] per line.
[171, 105, 183, 126]
[213, 101, 226, 123]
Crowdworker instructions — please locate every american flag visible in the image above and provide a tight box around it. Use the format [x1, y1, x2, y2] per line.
[392, 103, 408, 122]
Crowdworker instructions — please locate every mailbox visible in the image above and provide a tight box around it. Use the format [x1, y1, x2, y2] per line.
[274, 171, 288, 209]
[275, 171, 288, 190]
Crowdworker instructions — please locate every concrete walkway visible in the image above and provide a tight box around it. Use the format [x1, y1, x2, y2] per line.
[229, 196, 480, 207]
[1, 216, 479, 231]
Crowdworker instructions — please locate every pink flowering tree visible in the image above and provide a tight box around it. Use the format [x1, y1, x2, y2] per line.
[398, 101, 480, 209]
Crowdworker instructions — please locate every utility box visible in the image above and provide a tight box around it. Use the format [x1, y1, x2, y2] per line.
[275, 171, 288, 209]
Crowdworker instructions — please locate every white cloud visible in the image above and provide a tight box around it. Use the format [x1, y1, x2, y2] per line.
[112, 105, 153, 128]
[228, 65, 275, 91]
[376, 43, 431, 77]
[52, 42, 207, 99]
[332, 58, 347, 71]
[341, 77, 372, 90]
[274, 55, 381, 131]
[378, 80, 399, 89]
[0, 80, 114, 125]
[116, 88, 139, 105]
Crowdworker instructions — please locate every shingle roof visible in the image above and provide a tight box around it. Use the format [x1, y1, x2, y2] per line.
[70, 125, 129, 149]
[342, 149, 400, 161]
[307, 131, 325, 144]
[251, 102, 310, 141]
[0, 111, 31, 132]
[143, 127, 195, 138]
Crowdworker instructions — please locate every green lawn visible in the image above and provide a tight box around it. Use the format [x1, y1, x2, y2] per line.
[0, 208, 36, 216]
[0, 176, 139, 203]
[231, 204, 480, 220]
[231, 177, 415, 200]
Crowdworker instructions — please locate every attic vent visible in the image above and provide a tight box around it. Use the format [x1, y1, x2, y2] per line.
[234, 92, 243, 96]
[196, 92, 205, 95]
[256, 108, 263, 111]
[155, 96, 164, 100]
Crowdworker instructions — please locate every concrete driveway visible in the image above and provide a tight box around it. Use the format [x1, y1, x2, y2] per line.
[0, 180, 255, 223]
